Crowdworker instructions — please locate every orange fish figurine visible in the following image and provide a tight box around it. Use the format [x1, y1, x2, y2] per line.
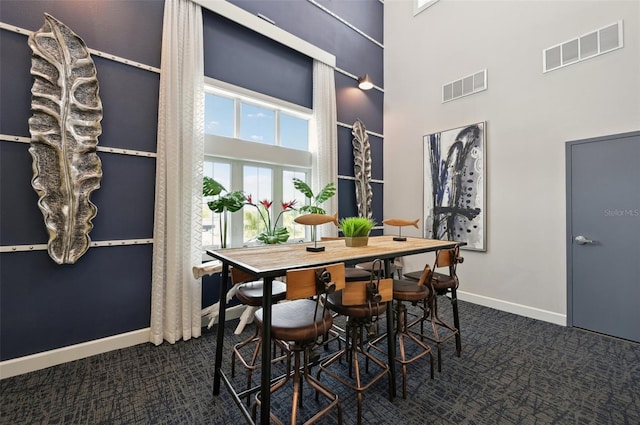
[294, 212, 339, 227]
[383, 218, 419, 229]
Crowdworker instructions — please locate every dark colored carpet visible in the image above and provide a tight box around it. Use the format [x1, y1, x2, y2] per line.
[1, 300, 639, 424]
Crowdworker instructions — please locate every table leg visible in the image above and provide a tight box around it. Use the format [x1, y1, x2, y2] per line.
[213, 262, 229, 396]
[384, 259, 397, 399]
[260, 276, 274, 424]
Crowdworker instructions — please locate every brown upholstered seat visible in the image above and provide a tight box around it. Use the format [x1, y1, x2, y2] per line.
[344, 267, 372, 281]
[319, 237, 382, 283]
[355, 260, 402, 279]
[256, 299, 333, 343]
[392, 279, 429, 302]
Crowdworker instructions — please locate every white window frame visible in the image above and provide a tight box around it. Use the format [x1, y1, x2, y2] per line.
[203, 77, 313, 248]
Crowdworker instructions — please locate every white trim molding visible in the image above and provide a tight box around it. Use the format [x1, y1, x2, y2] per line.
[458, 291, 567, 326]
[0, 21, 160, 73]
[0, 328, 151, 379]
[193, 0, 336, 67]
[0, 134, 157, 158]
[337, 122, 384, 139]
[307, 0, 384, 49]
[0, 239, 154, 253]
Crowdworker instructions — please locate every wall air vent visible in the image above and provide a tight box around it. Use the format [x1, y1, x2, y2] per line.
[543, 20, 623, 73]
[442, 69, 487, 103]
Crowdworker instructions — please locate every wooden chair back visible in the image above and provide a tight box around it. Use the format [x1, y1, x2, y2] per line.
[342, 278, 393, 306]
[286, 263, 346, 300]
[435, 246, 463, 274]
[230, 267, 258, 285]
[414, 264, 433, 286]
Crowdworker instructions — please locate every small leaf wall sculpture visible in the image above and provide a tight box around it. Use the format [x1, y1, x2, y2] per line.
[351, 119, 373, 219]
[28, 14, 103, 264]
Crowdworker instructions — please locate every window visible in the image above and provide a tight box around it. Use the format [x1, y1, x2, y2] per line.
[205, 82, 310, 152]
[280, 113, 309, 151]
[240, 103, 275, 145]
[203, 78, 313, 248]
[204, 93, 234, 137]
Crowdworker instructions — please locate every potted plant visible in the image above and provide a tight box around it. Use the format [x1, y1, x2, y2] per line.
[203, 177, 245, 248]
[292, 178, 336, 215]
[244, 195, 297, 244]
[339, 216, 376, 247]
[293, 178, 337, 243]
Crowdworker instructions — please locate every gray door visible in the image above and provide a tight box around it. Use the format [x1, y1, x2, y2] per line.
[567, 131, 640, 342]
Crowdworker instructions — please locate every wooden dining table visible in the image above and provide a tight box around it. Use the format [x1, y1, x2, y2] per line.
[207, 235, 461, 424]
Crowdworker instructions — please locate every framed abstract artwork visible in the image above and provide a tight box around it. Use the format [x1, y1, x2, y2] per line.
[423, 122, 486, 251]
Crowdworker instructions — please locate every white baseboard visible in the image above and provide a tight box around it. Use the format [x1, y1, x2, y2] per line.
[1, 298, 564, 380]
[0, 328, 151, 380]
[200, 304, 247, 328]
[458, 290, 566, 326]
[2, 305, 250, 380]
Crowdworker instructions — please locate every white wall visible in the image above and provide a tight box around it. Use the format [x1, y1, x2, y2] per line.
[384, 0, 640, 324]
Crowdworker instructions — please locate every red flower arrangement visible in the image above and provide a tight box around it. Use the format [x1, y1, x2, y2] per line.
[245, 195, 297, 244]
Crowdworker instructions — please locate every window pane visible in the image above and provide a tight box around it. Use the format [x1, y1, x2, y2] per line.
[280, 113, 309, 151]
[243, 166, 272, 243]
[205, 93, 234, 137]
[203, 162, 231, 248]
[283, 170, 307, 240]
[240, 103, 275, 145]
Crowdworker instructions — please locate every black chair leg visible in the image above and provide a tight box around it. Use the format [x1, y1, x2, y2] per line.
[451, 288, 462, 356]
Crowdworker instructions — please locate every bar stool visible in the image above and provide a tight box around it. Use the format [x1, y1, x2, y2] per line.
[320, 237, 374, 281]
[354, 259, 403, 279]
[229, 267, 289, 402]
[317, 260, 393, 425]
[403, 245, 463, 372]
[369, 264, 435, 398]
[252, 263, 346, 425]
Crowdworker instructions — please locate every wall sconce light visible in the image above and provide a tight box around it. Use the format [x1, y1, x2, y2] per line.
[358, 74, 373, 90]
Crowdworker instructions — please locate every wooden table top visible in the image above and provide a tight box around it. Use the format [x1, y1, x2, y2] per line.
[206, 235, 459, 277]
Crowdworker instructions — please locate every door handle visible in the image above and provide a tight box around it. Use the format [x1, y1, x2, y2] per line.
[575, 235, 594, 245]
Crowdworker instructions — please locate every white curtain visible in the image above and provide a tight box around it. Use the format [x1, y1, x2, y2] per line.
[310, 60, 339, 238]
[150, 0, 204, 345]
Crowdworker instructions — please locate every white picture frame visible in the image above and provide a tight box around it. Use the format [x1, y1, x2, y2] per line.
[423, 122, 486, 251]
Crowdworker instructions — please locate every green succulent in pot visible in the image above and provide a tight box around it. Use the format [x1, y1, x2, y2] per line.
[340, 216, 376, 246]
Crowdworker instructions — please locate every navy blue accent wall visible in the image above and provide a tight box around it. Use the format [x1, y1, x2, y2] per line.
[338, 180, 384, 226]
[0, 0, 163, 68]
[203, 10, 313, 108]
[0, 246, 153, 360]
[0, 31, 33, 136]
[337, 127, 383, 181]
[0, 0, 383, 362]
[0, 0, 163, 360]
[336, 72, 384, 135]
[227, 0, 384, 88]
[227, 0, 385, 222]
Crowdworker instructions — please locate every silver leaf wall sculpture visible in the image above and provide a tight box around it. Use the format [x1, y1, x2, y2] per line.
[351, 119, 373, 219]
[28, 14, 103, 264]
